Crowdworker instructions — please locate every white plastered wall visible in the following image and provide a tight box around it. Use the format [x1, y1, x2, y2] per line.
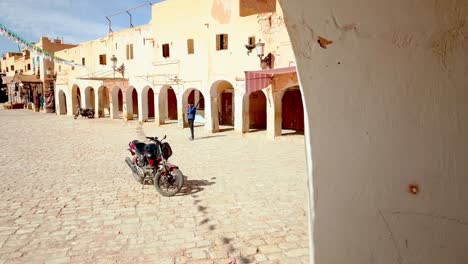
[278, 0, 468, 263]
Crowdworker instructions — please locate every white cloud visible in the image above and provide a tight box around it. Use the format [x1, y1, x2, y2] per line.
[0, 0, 109, 44]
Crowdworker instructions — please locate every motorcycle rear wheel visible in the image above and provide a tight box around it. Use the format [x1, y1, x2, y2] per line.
[154, 169, 183, 197]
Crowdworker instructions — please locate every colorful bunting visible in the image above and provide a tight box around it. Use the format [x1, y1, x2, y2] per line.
[0, 23, 82, 67]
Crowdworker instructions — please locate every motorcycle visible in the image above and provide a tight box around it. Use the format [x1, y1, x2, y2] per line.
[125, 135, 184, 196]
[74, 107, 95, 119]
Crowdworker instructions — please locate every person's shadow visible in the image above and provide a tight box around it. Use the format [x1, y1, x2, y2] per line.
[175, 175, 216, 196]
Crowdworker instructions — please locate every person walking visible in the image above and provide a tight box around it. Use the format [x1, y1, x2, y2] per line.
[187, 101, 199, 140]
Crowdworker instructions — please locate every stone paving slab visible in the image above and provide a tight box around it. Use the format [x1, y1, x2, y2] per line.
[0, 110, 309, 263]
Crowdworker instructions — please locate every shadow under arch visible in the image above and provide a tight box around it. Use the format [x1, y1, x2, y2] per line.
[83, 86, 95, 110]
[209, 80, 235, 132]
[181, 87, 206, 127]
[97, 85, 111, 118]
[141, 85, 155, 122]
[71, 84, 81, 115]
[158, 85, 178, 125]
[126, 86, 138, 120]
[111, 86, 124, 119]
[57, 89, 67, 115]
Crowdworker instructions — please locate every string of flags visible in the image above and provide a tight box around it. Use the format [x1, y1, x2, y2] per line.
[0, 23, 83, 67]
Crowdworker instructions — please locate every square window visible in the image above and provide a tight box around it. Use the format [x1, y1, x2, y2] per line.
[126, 44, 134, 60]
[216, 34, 228, 50]
[99, 54, 106, 65]
[187, 39, 194, 54]
[162, 43, 170, 58]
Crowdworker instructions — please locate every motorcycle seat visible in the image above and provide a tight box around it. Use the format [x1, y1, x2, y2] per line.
[132, 140, 146, 155]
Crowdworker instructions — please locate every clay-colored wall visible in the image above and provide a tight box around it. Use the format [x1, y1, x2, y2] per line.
[55, 25, 154, 117]
[151, 0, 296, 131]
[278, 0, 468, 263]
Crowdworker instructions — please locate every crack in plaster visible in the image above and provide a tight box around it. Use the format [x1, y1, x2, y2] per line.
[379, 210, 403, 264]
[390, 211, 468, 227]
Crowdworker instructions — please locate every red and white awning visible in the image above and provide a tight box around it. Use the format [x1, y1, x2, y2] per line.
[244, 66, 296, 94]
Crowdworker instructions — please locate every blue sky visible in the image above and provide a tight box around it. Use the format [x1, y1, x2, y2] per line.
[0, 0, 163, 55]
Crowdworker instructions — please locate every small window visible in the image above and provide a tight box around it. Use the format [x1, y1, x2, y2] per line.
[82, 58, 85, 66]
[71, 61, 75, 71]
[126, 44, 134, 60]
[99, 54, 107, 65]
[59, 65, 62, 72]
[143, 38, 146, 45]
[216, 34, 228, 50]
[115, 43, 117, 49]
[162, 43, 170, 58]
[10, 65, 14, 71]
[248, 36, 256, 46]
[187, 39, 194, 54]
[27, 64, 31, 71]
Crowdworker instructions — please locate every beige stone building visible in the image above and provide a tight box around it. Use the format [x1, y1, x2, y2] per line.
[54, 0, 302, 138]
[1, 37, 76, 111]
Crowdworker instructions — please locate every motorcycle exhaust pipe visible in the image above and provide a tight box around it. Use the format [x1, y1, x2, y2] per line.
[125, 157, 139, 175]
[125, 157, 144, 184]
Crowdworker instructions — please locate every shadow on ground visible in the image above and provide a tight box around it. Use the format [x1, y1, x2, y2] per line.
[176, 176, 216, 196]
[195, 135, 227, 140]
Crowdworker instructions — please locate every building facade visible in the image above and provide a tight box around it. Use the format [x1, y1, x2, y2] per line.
[1, 37, 76, 111]
[54, 0, 303, 138]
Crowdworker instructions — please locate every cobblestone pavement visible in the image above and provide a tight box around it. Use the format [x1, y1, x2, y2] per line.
[0, 110, 309, 264]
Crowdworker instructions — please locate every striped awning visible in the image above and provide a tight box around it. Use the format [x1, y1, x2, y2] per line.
[244, 66, 296, 94]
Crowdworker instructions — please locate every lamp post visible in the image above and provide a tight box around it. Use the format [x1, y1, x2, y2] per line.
[111, 55, 118, 78]
[110, 55, 124, 78]
[255, 40, 272, 70]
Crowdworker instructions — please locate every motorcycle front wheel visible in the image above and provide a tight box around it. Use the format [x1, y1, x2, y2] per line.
[154, 168, 184, 197]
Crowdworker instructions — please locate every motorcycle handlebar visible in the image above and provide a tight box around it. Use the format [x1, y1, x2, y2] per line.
[146, 135, 167, 142]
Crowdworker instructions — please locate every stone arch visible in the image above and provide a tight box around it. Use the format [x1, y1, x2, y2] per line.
[126, 86, 138, 120]
[280, 85, 304, 135]
[141, 86, 155, 122]
[57, 89, 67, 115]
[111, 87, 123, 119]
[248, 90, 267, 130]
[158, 85, 178, 125]
[84, 86, 95, 109]
[71, 84, 81, 115]
[97, 86, 110, 118]
[182, 88, 206, 126]
[210, 80, 235, 132]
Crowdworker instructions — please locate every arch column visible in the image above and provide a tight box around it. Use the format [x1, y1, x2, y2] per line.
[110, 87, 124, 120]
[156, 87, 167, 126]
[209, 94, 219, 132]
[154, 90, 161, 126]
[176, 91, 186, 128]
[93, 88, 99, 118]
[234, 83, 247, 133]
[66, 90, 74, 117]
[266, 87, 282, 139]
[138, 89, 146, 123]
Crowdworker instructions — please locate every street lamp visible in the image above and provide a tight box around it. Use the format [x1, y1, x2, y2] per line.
[255, 40, 272, 70]
[110, 55, 124, 78]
